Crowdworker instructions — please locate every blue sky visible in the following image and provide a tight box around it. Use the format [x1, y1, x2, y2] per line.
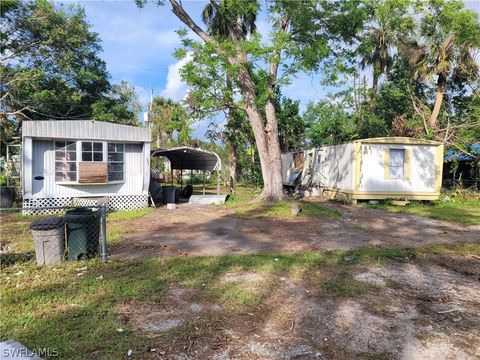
[74, 0, 480, 139]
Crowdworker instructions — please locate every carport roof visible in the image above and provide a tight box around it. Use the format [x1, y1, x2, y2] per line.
[151, 146, 221, 171]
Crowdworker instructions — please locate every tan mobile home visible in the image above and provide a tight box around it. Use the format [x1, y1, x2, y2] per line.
[282, 137, 444, 201]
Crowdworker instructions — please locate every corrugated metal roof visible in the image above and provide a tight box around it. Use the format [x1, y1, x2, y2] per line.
[151, 146, 220, 171]
[22, 120, 151, 142]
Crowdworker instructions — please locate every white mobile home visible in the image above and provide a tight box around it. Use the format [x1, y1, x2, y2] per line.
[22, 120, 151, 210]
[282, 137, 444, 201]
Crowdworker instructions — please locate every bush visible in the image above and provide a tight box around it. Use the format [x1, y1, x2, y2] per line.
[0, 174, 7, 186]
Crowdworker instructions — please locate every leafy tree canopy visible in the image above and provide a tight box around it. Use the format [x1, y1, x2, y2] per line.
[1, 0, 141, 141]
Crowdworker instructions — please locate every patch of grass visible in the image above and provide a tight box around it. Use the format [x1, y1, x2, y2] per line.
[264, 200, 341, 218]
[107, 208, 153, 222]
[107, 223, 132, 246]
[225, 190, 340, 219]
[106, 209, 154, 246]
[415, 242, 480, 258]
[320, 268, 380, 297]
[362, 198, 480, 225]
[0, 215, 35, 253]
[1, 242, 479, 359]
[353, 224, 367, 232]
[0, 252, 34, 268]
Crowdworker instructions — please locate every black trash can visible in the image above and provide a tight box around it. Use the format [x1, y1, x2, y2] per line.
[30, 217, 65, 265]
[0, 186, 16, 207]
[65, 208, 100, 261]
[164, 186, 176, 204]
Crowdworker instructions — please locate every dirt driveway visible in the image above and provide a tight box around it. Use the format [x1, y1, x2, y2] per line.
[110, 200, 479, 260]
[107, 200, 480, 359]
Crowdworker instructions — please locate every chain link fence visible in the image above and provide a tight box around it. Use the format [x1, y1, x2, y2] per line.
[0, 205, 107, 268]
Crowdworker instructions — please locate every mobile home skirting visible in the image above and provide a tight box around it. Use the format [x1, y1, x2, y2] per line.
[23, 194, 149, 214]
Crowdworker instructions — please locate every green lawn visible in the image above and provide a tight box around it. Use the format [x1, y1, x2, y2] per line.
[1, 243, 477, 359]
[224, 188, 341, 219]
[363, 198, 480, 225]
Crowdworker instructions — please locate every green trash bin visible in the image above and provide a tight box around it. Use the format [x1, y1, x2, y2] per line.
[65, 208, 100, 261]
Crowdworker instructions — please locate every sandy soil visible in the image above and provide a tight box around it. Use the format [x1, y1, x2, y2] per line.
[117, 260, 480, 359]
[110, 199, 479, 260]
[109, 200, 480, 359]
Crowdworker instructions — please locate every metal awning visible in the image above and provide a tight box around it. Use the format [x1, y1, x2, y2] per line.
[151, 146, 221, 171]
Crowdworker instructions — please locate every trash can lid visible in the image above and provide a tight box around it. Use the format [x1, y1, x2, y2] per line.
[30, 217, 65, 230]
[66, 207, 94, 215]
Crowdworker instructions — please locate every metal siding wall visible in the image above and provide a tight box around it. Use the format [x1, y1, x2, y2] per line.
[359, 144, 436, 192]
[32, 140, 53, 196]
[318, 144, 354, 190]
[142, 142, 151, 194]
[26, 140, 146, 199]
[22, 137, 33, 196]
[281, 152, 296, 185]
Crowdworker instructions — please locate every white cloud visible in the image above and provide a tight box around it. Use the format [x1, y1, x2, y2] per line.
[81, 1, 182, 78]
[160, 53, 193, 101]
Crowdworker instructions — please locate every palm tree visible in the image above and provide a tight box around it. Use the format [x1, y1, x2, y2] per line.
[358, 0, 413, 110]
[359, 27, 394, 98]
[150, 97, 189, 148]
[201, 0, 256, 41]
[408, 35, 478, 131]
[407, 0, 479, 131]
[200, 0, 257, 194]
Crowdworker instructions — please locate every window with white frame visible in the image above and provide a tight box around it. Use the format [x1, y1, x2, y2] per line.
[389, 149, 405, 179]
[108, 143, 124, 181]
[82, 141, 103, 161]
[54, 140, 128, 184]
[55, 141, 77, 181]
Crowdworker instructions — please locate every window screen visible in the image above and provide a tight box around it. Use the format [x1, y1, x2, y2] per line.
[55, 141, 77, 181]
[389, 149, 405, 179]
[108, 143, 124, 181]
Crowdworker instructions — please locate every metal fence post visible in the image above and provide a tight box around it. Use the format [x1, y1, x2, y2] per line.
[100, 204, 108, 262]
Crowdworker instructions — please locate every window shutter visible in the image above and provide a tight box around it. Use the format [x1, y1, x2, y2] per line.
[404, 148, 411, 181]
[383, 148, 390, 179]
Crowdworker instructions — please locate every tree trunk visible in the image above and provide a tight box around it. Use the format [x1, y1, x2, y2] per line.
[429, 74, 446, 131]
[156, 130, 161, 149]
[369, 71, 379, 111]
[237, 66, 284, 201]
[168, 0, 284, 201]
[229, 142, 237, 195]
[372, 72, 379, 95]
[264, 99, 285, 201]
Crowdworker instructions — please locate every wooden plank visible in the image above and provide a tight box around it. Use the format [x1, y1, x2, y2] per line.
[79, 162, 107, 183]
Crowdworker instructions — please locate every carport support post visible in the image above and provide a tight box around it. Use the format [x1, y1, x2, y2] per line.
[203, 171, 206, 195]
[217, 168, 220, 195]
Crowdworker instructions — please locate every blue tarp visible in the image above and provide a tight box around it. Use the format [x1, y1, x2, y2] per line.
[444, 144, 480, 161]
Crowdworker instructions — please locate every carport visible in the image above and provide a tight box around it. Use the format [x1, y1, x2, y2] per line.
[151, 146, 222, 196]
